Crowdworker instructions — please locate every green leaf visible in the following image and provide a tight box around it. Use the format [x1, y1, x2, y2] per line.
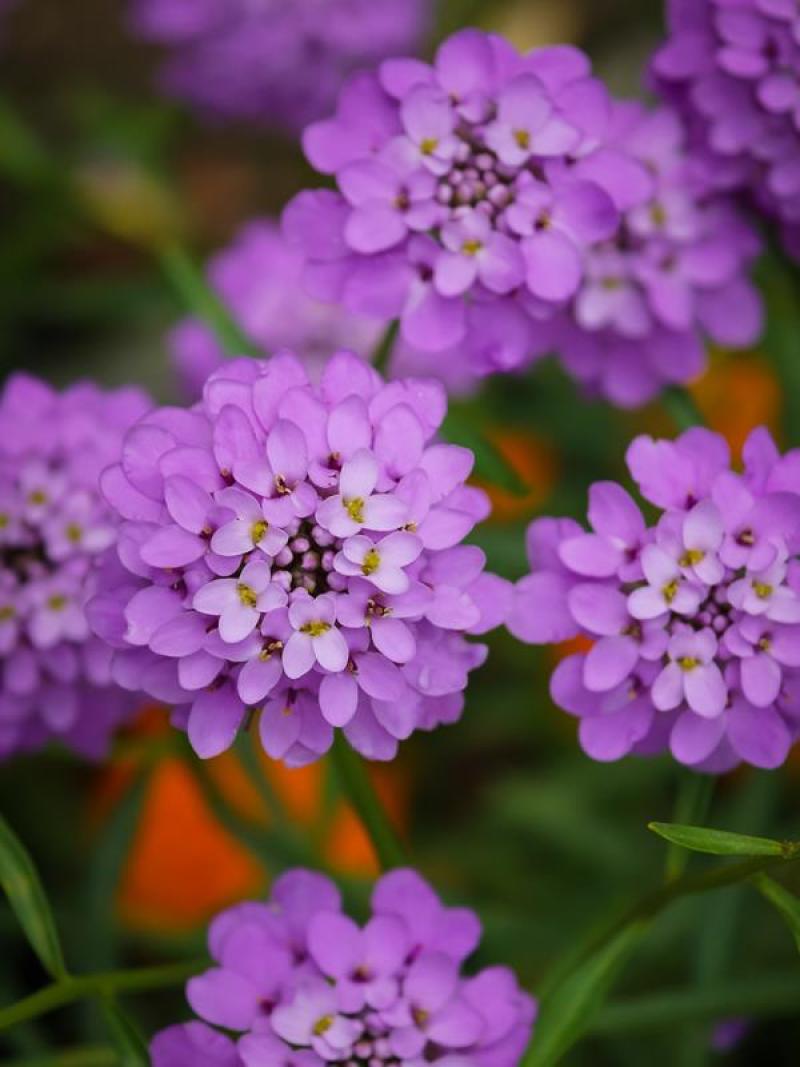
[99, 997, 149, 1067]
[0, 813, 67, 979]
[523, 921, 646, 1067]
[648, 822, 798, 858]
[441, 411, 527, 496]
[752, 873, 800, 953]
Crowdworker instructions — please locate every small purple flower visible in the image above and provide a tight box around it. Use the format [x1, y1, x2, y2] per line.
[92, 352, 507, 765]
[507, 426, 800, 772]
[150, 868, 537, 1067]
[652, 0, 800, 261]
[0, 373, 151, 760]
[130, 0, 431, 133]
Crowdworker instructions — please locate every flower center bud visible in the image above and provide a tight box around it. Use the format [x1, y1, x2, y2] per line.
[679, 548, 704, 566]
[662, 579, 680, 604]
[66, 523, 83, 544]
[753, 581, 773, 600]
[313, 1014, 335, 1036]
[676, 656, 700, 671]
[420, 137, 438, 156]
[47, 594, 67, 612]
[462, 239, 483, 255]
[513, 128, 530, 149]
[301, 620, 332, 637]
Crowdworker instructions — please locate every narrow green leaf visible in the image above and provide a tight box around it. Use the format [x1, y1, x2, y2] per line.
[441, 411, 527, 496]
[752, 873, 800, 953]
[524, 922, 646, 1067]
[0, 813, 67, 979]
[649, 822, 796, 858]
[99, 997, 149, 1067]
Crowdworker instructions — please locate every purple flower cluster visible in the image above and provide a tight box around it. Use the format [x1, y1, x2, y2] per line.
[550, 104, 763, 407]
[507, 426, 800, 772]
[151, 867, 536, 1067]
[0, 374, 151, 759]
[171, 221, 477, 400]
[91, 352, 507, 765]
[130, 0, 430, 133]
[653, 0, 800, 258]
[284, 28, 762, 404]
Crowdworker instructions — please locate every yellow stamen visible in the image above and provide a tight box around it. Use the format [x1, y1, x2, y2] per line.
[313, 1015, 334, 1036]
[676, 656, 700, 671]
[649, 202, 667, 227]
[662, 579, 680, 604]
[300, 620, 332, 637]
[679, 548, 704, 567]
[345, 498, 365, 524]
[753, 581, 773, 600]
[420, 137, 438, 156]
[0, 606, 14, 621]
[361, 548, 381, 576]
[237, 583, 258, 608]
[66, 523, 83, 544]
[28, 490, 47, 506]
[0, 513, 8, 529]
[462, 239, 483, 256]
[251, 519, 269, 544]
[47, 595, 67, 612]
[513, 129, 530, 149]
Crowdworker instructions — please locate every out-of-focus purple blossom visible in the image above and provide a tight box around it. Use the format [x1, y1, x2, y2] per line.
[130, 0, 430, 133]
[507, 426, 800, 772]
[0, 374, 151, 759]
[550, 104, 763, 407]
[170, 221, 477, 399]
[150, 868, 537, 1067]
[652, 0, 800, 259]
[711, 1016, 751, 1053]
[283, 28, 762, 404]
[91, 351, 508, 766]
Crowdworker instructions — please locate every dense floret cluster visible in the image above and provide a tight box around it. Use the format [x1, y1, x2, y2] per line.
[151, 868, 537, 1067]
[508, 427, 800, 771]
[653, 0, 800, 258]
[92, 352, 507, 765]
[0, 374, 151, 758]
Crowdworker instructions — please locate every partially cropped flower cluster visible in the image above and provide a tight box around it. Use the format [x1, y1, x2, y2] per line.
[0, 374, 151, 758]
[508, 427, 800, 772]
[131, 0, 430, 132]
[551, 104, 763, 407]
[171, 221, 477, 400]
[284, 28, 762, 404]
[92, 352, 507, 766]
[151, 867, 536, 1067]
[653, 0, 800, 258]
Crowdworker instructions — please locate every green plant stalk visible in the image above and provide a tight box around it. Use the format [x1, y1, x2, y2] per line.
[371, 320, 400, 376]
[4, 1049, 117, 1067]
[329, 735, 407, 871]
[665, 772, 716, 881]
[0, 960, 205, 1032]
[661, 386, 705, 431]
[591, 972, 800, 1034]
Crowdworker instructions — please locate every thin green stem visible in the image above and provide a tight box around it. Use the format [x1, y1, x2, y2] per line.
[371, 320, 399, 376]
[665, 772, 716, 881]
[3, 1049, 117, 1067]
[156, 242, 262, 358]
[0, 960, 204, 1032]
[661, 386, 705, 431]
[329, 735, 407, 871]
[591, 972, 800, 1034]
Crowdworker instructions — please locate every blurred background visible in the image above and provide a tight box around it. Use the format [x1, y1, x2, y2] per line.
[1, 0, 799, 1063]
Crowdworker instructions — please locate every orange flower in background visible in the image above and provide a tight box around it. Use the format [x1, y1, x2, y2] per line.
[691, 352, 781, 453]
[92, 708, 407, 933]
[481, 428, 558, 523]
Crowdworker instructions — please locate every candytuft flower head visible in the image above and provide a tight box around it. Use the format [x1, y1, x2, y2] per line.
[150, 867, 537, 1067]
[551, 104, 763, 407]
[0, 373, 151, 759]
[130, 0, 430, 133]
[170, 221, 477, 400]
[652, 0, 800, 260]
[507, 426, 800, 772]
[92, 351, 508, 765]
[283, 28, 762, 402]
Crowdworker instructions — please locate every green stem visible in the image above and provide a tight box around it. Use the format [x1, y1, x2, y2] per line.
[661, 386, 705, 431]
[665, 772, 716, 881]
[371, 320, 399, 377]
[3, 1049, 117, 1067]
[329, 735, 407, 871]
[156, 242, 261, 358]
[0, 960, 204, 1032]
[591, 972, 800, 1034]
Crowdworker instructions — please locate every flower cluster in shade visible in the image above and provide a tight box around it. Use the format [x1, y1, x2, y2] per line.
[170, 221, 477, 401]
[653, 0, 800, 260]
[283, 28, 763, 406]
[0, 374, 151, 759]
[150, 867, 536, 1067]
[90, 352, 508, 766]
[130, 0, 430, 133]
[507, 426, 800, 772]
